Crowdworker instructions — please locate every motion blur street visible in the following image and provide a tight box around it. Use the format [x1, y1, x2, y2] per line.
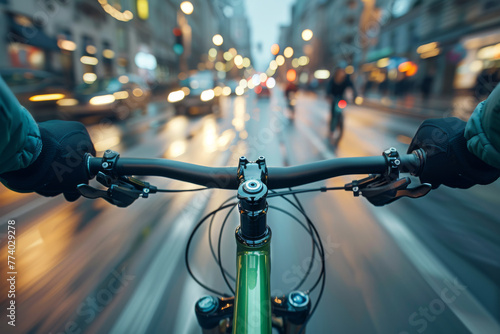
[1, 88, 500, 334]
[1, 0, 500, 333]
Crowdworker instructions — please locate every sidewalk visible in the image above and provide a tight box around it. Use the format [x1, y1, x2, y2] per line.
[361, 93, 481, 120]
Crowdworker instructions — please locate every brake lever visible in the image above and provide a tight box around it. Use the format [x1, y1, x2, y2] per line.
[345, 175, 431, 206]
[77, 183, 141, 207]
[77, 171, 158, 207]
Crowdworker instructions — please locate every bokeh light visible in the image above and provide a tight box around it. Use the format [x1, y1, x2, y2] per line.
[212, 34, 223, 46]
[284, 47, 294, 58]
[276, 55, 285, 66]
[180, 1, 194, 15]
[301, 29, 313, 41]
[271, 44, 280, 55]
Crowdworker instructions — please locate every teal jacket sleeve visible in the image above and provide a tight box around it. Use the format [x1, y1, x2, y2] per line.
[0, 76, 42, 174]
[465, 84, 500, 169]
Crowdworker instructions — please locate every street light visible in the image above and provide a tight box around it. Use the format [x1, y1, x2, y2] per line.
[234, 55, 243, 66]
[301, 29, 313, 41]
[276, 55, 285, 66]
[212, 34, 223, 46]
[271, 44, 280, 55]
[180, 1, 194, 15]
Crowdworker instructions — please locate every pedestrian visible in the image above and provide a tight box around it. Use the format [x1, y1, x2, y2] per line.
[420, 69, 435, 101]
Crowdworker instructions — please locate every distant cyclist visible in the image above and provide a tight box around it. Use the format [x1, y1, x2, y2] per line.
[326, 67, 358, 146]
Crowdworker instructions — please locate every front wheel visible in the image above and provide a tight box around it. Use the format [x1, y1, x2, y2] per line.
[328, 112, 344, 147]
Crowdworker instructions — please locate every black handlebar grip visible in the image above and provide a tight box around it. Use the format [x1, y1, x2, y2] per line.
[400, 149, 426, 176]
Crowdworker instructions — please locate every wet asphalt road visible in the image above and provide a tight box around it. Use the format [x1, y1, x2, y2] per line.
[0, 88, 499, 334]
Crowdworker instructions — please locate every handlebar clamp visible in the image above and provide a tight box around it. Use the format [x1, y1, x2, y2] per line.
[78, 150, 159, 207]
[344, 147, 431, 206]
[383, 147, 401, 181]
[101, 149, 120, 173]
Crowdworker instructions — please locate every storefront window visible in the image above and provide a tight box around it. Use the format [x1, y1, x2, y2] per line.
[8, 43, 45, 69]
[80, 35, 98, 83]
[454, 30, 500, 90]
[56, 30, 76, 86]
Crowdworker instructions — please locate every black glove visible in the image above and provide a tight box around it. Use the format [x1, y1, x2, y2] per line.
[408, 117, 500, 189]
[0, 120, 96, 201]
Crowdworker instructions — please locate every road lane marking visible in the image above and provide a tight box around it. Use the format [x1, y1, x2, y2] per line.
[172, 267, 210, 334]
[371, 207, 500, 334]
[0, 197, 53, 225]
[108, 144, 234, 334]
[295, 120, 335, 160]
[108, 189, 213, 334]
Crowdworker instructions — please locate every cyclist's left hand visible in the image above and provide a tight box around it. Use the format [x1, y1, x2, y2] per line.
[0, 120, 96, 201]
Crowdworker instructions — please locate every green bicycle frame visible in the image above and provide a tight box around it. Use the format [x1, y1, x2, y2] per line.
[232, 157, 272, 333]
[233, 230, 272, 334]
[195, 156, 311, 333]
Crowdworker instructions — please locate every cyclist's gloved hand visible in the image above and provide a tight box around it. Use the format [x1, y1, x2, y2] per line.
[0, 120, 95, 201]
[408, 117, 500, 189]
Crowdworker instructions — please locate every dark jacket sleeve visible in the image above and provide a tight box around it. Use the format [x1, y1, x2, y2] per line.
[0, 76, 42, 174]
[326, 79, 333, 97]
[465, 84, 500, 169]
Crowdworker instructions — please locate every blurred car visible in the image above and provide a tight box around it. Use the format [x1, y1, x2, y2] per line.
[0, 68, 70, 121]
[170, 71, 220, 116]
[255, 83, 270, 98]
[58, 75, 151, 120]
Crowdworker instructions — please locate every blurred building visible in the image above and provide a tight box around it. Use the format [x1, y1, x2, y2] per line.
[325, 0, 365, 69]
[278, 0, 364, 85]
[0, 0, 251, 87]
[278, 0, 500, 99]
[184, 0, 252, 76]
[217, 0, 252, 61]
[364, 0, 500, 97]
[179, 0, 219, 71]
[276, 0, 327, 84]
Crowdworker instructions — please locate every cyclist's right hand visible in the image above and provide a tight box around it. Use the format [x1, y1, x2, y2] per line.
[0, 120, 95, 201]
[408, 117, 500, 189]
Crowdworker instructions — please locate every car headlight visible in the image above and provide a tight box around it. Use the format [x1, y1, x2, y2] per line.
[113, 91, 129, 100]
[29, 94, 65, 102]
[89, 95, 116, 105]
[168, 90, 185, 103]
[57, 98, 79, 106]
[200, 89, 215, 101]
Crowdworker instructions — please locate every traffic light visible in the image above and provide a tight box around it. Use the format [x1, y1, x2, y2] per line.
[173, 27, 183, 55]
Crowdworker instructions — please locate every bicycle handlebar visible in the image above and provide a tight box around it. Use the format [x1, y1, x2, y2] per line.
[87, 151, 423, 190]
